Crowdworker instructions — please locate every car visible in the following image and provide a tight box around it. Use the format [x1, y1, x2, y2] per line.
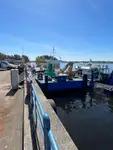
[0, 61, 17, 70]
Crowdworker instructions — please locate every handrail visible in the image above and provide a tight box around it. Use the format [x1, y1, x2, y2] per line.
[26, 71, 59, 150]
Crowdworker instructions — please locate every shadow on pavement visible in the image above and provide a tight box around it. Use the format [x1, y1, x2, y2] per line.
[6, 89, 18, 96]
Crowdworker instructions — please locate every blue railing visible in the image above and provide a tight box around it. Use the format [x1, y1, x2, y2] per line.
[26, 71, 59, 150]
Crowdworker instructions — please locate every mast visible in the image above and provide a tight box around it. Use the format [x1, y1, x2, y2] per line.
[49, 47, 56, 62]
[52, 47, 55, 58]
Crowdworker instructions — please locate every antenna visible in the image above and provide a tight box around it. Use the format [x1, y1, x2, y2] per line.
[52, 47, 56, 57]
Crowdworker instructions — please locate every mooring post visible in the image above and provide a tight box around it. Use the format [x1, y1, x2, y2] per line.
[43, 113, 51, 150]
[11, 69, 19, 90]
[83, 74, 88, 88]
[90, 70, 94, 88]
[45, 75, 48, 83]
[45, 75, 48, 91]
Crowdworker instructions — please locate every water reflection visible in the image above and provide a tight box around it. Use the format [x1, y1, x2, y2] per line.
[89, 92, 93, 107]
[54, 91, 94, 113]
[53, 89, 113, 150]
[81, 94, 86, 108]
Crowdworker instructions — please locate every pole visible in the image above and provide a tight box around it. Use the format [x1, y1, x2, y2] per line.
[52, 47, 55, 58]
[43, 113, 51, 150]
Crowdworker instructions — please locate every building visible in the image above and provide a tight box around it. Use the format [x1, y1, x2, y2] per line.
[30, 60, 64, 68]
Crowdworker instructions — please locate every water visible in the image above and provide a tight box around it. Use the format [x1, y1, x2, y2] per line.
[31, 62, 113, 74]
[32, 61, 113, 149]
[60, 63, 113, 73]
[51, 89, 113, 150]
[31, 61, 113, 149]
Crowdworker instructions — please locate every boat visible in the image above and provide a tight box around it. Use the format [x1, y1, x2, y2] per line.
[36, 62, 91, 93]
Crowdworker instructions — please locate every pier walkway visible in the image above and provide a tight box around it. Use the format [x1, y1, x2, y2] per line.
[0, 71, 24, 150]
[0, 70, 77, 150]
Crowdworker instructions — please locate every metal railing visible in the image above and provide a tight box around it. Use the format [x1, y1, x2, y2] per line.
[26, 71, 59, 150]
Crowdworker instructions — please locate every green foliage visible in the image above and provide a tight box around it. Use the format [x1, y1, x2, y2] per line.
[36, 55, 57, 64]
[0, 52, 6, 60]
[0, 52, 29, 63]
[22, 55, 29, 63]
[0, 52, 4, 56]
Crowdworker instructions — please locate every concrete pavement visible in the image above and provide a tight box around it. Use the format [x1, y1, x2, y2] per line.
[0, 71, 24, 150]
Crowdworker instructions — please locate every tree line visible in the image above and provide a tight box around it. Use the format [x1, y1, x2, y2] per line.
[36, 55, 57, 64]
[0, 52, 29, 63]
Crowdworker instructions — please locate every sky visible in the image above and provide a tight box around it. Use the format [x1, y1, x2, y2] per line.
[0, 0, 113, 61]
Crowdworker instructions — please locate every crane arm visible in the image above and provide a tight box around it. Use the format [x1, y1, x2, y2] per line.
[60, 62, 74, 74]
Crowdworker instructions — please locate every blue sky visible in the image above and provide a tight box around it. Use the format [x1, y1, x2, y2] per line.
[0, 0, 113, 61]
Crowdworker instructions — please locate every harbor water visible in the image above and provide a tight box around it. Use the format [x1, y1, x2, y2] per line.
[32, 61, 113, 149]
[60, 63, 113, 73]
[51, 89, 113, 150]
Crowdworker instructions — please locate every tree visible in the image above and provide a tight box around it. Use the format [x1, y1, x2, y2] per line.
[14, 54, 21, 60]
[36, 55, 57, 65]
[22, 55, 29, 63]
[0, 52, 30, 63]
[0, 52, 6, 60]
[36, 56, 46, 64]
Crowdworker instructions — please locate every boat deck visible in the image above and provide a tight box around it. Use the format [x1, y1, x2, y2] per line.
[36, 76, 85, 92]
[37, 77, 83, 84]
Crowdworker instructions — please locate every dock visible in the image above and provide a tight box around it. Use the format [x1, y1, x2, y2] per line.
[1, 69, 113, 150]
[0, 70, 78, 150]
[0, 71, 24, 150]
